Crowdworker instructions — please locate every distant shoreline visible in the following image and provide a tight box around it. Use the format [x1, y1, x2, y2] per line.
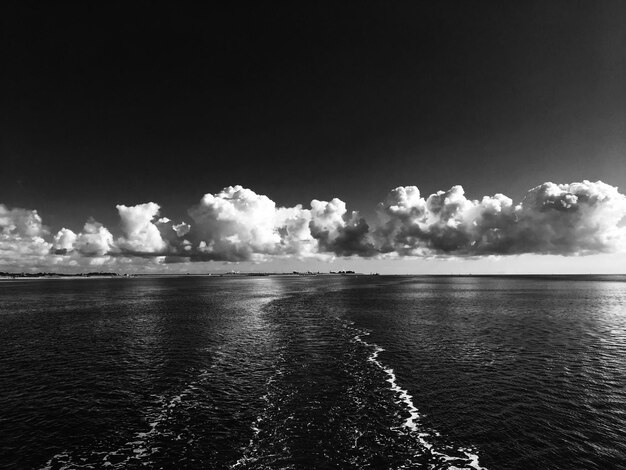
[1, 272, 624, 281]
[0, 272, 127, 280]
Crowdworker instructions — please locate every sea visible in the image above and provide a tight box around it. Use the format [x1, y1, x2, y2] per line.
[1, 275, 625, 469]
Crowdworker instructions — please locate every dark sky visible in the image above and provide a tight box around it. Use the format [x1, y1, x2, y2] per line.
[2, 1, 625, 231]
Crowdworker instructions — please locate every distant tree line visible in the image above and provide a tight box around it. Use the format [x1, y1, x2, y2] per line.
[0, 272, 121, 278]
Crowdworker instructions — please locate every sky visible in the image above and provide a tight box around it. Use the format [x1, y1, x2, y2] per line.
[1, 2, 625, 274]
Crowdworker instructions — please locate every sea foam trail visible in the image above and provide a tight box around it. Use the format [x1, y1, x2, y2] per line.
[40, 380, 199, 470]
[352, 328, 487, 470]
[231, 350, 290, 469]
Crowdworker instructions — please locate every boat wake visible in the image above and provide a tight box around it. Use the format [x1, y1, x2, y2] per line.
[40, 374, 206, 470]
[351, 324, 486, 470]
[230, 349, 290, 469]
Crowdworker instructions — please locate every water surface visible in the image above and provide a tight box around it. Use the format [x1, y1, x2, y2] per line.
[1, 275, 625, 469]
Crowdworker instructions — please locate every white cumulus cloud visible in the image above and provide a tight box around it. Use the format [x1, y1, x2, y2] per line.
[0, 204, 52, 268]
[187, 185, 314, 261]
[116, 202, 167, 253]
[53, 228, 77, 253]
[376, 180, 626, 256]
[74, 220, 116, 256]
[309, 198, 375, 256]
[2, 179, 626, 271]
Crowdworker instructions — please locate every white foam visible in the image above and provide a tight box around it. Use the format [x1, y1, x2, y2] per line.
[353, 329, 486, 470]
[99, 387, 195, 467]
[231, 351, 289, 468]
[40, 451, 71, 470]
[40, 383, 196, 470]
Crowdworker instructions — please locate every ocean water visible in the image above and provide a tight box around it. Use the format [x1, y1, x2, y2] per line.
[1, 275, 625, 469]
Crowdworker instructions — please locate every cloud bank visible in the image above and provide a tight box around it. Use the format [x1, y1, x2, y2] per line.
[2, 180, 626, 271]
[186, 185, 372, 261]
[376, 181, 626, 256]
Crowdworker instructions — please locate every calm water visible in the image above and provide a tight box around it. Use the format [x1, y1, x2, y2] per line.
[1, 275, 625, 469]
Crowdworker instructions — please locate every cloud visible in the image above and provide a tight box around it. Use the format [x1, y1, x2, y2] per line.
[187, 185, 315, 261]
[116, 202, 167, 254]
[511, 181, 626, 254]
[377, 180, 626, 256]
[172, 222, 190, 237]
[73, 220, 116, 256]
[0, 204, 48, 238]
[309, 198, 375, 256]
[0, 204, 52, 268]
[50, 203, 184, 259]
[152, 217, 192, 250]
[52, 228, 77, 254]
[2, 180, 626, 271]
[186, 186, 373, 261]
